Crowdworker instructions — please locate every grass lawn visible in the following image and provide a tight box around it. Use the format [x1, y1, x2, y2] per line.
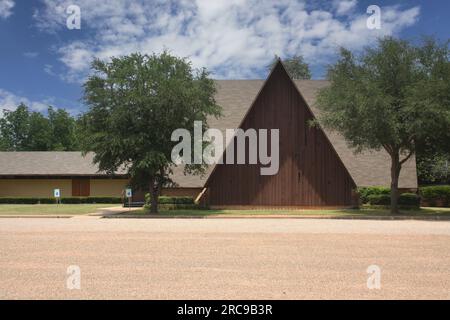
[0, 204, 118, 216]
[117, 206, 450, 217]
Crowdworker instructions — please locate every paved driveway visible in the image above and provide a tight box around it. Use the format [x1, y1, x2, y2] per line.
[0, 218, 449, 299]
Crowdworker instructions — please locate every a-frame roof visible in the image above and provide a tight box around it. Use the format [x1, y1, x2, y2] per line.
[171, 65, 418, 189]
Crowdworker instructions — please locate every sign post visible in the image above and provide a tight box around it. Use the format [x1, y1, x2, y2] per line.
[54, 188, 61, 204]
[125, 188, 132, 210]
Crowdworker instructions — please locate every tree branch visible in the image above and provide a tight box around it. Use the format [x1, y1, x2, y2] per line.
[400, 149, 415, 165]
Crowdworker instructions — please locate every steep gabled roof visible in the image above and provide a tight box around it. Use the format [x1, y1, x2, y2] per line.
[171, 79, 417, 188]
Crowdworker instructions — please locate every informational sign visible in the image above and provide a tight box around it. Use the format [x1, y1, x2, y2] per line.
[54, 189, 61, 198]
[125, 188, 132, 198]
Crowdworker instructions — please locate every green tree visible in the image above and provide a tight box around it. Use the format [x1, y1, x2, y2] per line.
[28, 112, 52, 150]
[316, 37, 450, 213]
[268, 54, 311, 79]
[0, 103, 31, 150]
[48, 107, 80, 150]
[81, 51, 221, 213]
[0, 104, 81, 151]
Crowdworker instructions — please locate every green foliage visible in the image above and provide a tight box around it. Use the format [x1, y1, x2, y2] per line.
[398, 193, 421, 206]
[82, 51, 221, 213]
[367, 193, 420, 207]
[316, 36, 450, 213]
[0, 197, 122, 204]
[0, 197, 56, 204]
[144, 194, 197, 210]
[358, 186, 390, 203]
[0, 104, 82, 151]
[145, 203, 200, 211]
[144, 194, 194, 205]
[268, 55, 311, 79]
[419, 186, 450, 206]
[60, 197, 122, 204]
[417, 152, 450, 185]
[317, 37, 450, 154]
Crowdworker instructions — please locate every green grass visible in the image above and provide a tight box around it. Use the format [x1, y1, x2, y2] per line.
[0, 204, 118, 216]
[118, 206, 450, 217]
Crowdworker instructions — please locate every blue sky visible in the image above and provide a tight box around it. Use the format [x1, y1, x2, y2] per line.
[0, 0, 448, 116]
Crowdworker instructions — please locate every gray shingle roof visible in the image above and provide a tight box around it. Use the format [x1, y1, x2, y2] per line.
[0, 80, 417, 188]
[0, 152, 127, 176]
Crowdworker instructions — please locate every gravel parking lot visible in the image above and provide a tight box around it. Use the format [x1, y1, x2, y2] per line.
[0, 217, 449, 299]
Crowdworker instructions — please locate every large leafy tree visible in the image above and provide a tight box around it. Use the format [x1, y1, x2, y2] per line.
[268, 54, 311, 79]
[81, 51, 221, 213]
[316, 37, 450, 214]
[0, 104, 81, 151]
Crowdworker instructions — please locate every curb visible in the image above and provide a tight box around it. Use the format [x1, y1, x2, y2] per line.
[0, 215, 73, 218]
[102, 214, 450, 221]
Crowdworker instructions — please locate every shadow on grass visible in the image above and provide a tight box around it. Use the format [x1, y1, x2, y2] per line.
[115, 206, 450, 217]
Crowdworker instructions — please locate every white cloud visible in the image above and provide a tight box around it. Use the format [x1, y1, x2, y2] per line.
[44, 64, 56, 76]
[333, 0, 357, 15]
[0, 89, 48, 116]
[23, 52, 39, 58]
[33, 0, 420, 81]
[0, 0, 14, 19]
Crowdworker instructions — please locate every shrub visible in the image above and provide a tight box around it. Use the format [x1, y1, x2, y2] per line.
[367, 194, 391, 206]
[61, 197, 122, 204]
[0, 197, 56, 204]
[144, 203, 200, 211]
[367, 193, 420, 208]
[398, 193, 420, 207]
[419, 186, 450, 206]
[144, 194, 194, 205]
[358, 186, 390, 204]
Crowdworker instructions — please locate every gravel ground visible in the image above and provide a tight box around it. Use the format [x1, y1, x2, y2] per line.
[0, 218, 449, 299]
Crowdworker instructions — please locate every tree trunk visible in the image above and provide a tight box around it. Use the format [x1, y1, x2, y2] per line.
[150, 187, 158, 213]
[149, 178, 159, 214]
[390, 153, 401, 214]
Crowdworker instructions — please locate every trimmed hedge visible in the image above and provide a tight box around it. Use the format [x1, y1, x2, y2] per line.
[0, 197, 56, 204]
[0, 197, 122, 204]
[358, 186, 390, 204]
[367, 193, 420, 208]
[144, 203, 200, 211]
[61, 197, 122, 204]
[419, 185, 450, 206]
[144, 194, 194, 205]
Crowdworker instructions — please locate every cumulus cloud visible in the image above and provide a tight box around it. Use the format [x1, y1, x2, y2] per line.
[33, 0, 420, 81]
[333, 0, 357, 15]
[0, 89, 48, 116]
[0, 0, 14, 19]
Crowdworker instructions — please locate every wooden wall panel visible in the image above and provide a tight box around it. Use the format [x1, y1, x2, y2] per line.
[206, 63, 356, 207]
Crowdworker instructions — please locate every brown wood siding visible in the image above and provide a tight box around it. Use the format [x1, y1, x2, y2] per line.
[205, 63, 356, 207]
[72, 178, 90, 197]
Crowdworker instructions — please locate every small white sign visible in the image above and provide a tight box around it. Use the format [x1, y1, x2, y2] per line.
[125, 188, 132, 198]
[54, 189, 61, 198]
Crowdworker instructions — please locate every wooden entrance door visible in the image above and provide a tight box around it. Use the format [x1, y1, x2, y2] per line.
[72, 178, 90, 196]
